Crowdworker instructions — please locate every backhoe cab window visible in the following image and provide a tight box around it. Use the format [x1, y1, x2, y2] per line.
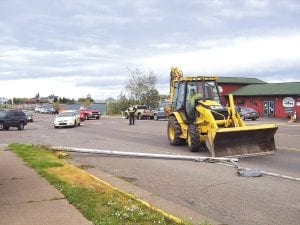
[205, 81, 221, 104]
[173, 82, 185, 111]
[186, 82, 204, 103]
[185, 81, 204, 120]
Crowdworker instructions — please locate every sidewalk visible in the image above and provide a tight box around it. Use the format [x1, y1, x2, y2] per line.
[0, 145, 92, 225]
[0, 144, 221, 225]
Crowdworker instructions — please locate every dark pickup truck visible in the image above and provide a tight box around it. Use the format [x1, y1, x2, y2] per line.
[0, 110, 28, 130]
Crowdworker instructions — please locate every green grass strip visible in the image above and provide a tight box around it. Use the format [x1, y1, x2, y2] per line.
[9, 143, 202, 225]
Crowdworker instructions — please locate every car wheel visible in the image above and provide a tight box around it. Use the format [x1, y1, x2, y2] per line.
[252, 117, 257, 121]
[54, 126, 58, 129]
[4, 127, 9, 130]
[0, 122, 4, 130]
[96, 116, 100, 120]
[154, 114, 158, 120]
[18, 123, 24, 130]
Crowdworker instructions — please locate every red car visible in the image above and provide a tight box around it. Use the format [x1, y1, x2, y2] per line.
[79, 107, 101, 120]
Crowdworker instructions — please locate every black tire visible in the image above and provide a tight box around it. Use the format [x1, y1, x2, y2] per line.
[154, 114, 158, 120]
[4, 127, 9, 130]
[0, 122, 4, 130]
[96, 116, 100, 120]
[18, 123, 24, 130]
[54, 126, 58, 129]
[187, 124, 201, 152]
[168, 116, 185, 145]
[252, 117, 257, 121]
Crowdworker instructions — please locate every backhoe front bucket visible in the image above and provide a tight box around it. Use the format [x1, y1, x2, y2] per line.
[206, 124, 278, 158]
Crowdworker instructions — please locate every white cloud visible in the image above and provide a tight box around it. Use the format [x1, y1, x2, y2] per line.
[136, 33, 300, 76]
[0, 77, 124, 100]
[0, 0, 300, 100]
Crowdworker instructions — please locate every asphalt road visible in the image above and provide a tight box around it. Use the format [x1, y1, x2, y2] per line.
[1, 113, 300, 225]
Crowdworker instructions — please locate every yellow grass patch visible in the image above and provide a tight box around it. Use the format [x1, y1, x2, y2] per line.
[47, 164, 111, 192]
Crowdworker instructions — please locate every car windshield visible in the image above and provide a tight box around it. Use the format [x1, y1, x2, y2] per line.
[58, 112, 74, 117]
[247, 108, 256, 112]
[241, 107, 256, 113]
[204, 81, 221, 103]
[0, 111, 7, 117]
[158, 102, 169, 110]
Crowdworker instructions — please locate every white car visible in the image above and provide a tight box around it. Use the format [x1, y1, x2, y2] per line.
[34, 106, 43, 113]
[54, 110, 81, 128]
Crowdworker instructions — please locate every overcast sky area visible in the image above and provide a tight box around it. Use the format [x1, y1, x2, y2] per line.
[1, 0, 300, 100]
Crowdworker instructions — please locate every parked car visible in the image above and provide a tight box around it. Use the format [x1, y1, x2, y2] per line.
[152, 101, 170, 120]
[239, 107, 259, 121]
[79, 107, 101, 120]
[54, 110, 81, 128]
[22, 110, 33, 122]
[124, 105, 155, 119]
[0, 110, 28, 130]
[34, 105, 43, 113]
[40, 107, 50, 114]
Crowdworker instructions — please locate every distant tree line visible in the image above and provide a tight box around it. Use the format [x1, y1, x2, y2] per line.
[3, 68, 168, 115]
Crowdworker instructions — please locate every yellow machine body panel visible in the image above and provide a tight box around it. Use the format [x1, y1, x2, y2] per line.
[167, 67, 278, 158]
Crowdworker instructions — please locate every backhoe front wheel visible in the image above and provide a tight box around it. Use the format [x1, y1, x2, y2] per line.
[168, 116, 185, 146]
[187, 124, 201, 152]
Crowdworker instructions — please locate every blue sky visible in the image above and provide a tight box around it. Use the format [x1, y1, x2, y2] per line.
[1, 0, 300, 100]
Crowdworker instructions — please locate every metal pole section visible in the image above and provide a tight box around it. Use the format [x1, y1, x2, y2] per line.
[52, 146, 239, 163]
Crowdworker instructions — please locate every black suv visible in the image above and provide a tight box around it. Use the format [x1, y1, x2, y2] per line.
[0, 110, 28, 130]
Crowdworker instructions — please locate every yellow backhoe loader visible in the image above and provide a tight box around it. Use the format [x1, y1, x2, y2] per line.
[167, 67, 278, 157]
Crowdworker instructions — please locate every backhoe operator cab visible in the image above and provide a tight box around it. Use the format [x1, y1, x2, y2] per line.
[167, 67, 278, 157]
[173, 78, 224, 123]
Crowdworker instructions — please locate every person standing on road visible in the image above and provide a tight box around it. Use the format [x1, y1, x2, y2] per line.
[128, 105, 137, 125]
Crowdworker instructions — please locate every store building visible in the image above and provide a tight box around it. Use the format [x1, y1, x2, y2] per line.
[217, 77, 300, 118]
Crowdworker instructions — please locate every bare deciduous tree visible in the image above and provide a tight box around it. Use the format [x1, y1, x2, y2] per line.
[125, 68, 159, 107]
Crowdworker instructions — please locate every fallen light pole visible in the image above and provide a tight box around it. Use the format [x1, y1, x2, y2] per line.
[52, 146, 238, 163]
[52, 146, 264, 177]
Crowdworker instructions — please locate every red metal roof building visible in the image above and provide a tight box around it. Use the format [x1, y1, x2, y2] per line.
[217, 77, 300, 118]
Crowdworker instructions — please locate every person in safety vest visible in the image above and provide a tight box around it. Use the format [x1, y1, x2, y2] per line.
[128, 105, 137, 125]
[186, 88, 202, 118]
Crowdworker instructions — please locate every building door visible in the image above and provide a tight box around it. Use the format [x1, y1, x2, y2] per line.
[263, 100, 274, 116]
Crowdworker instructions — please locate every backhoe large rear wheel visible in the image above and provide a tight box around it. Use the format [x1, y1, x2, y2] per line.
[168, 116, 185, 145]
[187, 124, 201, 152]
